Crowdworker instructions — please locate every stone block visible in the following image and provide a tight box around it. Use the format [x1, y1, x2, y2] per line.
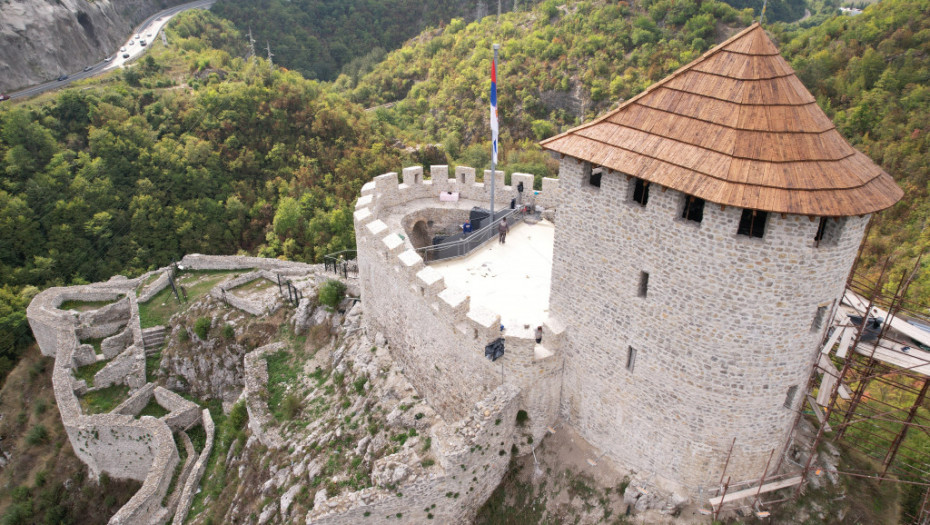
[415, 267, 445, 297]
[402, 166, 424, 185]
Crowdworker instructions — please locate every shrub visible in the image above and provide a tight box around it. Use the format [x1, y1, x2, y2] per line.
[178, 327, 189, 342]
[318, 279, 347, 309]
[194, 317, 212, 339]
[25, 424, 48, 446]
[228, 401, 248, 430]
[282, 394, 302, 420]
[222, 324, 235, 339]
[516, 410, 529, 425]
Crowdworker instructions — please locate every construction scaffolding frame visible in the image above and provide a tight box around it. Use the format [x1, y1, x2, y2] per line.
[793, 248, 930, 525]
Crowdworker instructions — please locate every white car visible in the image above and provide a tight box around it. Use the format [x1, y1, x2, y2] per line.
[129, 41, 134, 46]
[120, 47, 127, 52]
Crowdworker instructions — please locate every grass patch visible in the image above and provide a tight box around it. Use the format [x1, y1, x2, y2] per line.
[138, 398, 170, 419]
[80, 384, 130, 414]
[162, 432, 189, 506]
[266, 350, 302, 422]
[58, 299, 114, 312]
[146, 351, 162, 382]
[138, 270, 244, 328]
[80, 337, 106, 355]
[73, 360, 107, 387]
[187, 400, 247, 521]
[187, 424, 207, 455]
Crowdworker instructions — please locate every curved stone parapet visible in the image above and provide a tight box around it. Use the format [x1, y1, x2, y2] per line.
[354, 165, 563, 442]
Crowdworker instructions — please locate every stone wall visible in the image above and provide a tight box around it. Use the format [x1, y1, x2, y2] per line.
[549, 156, 869, 494]
[243, 342, 287, 448]
[137, 271, 170, 303]
[307, 385, 521, 524]
[171, 410, 215, 525]
[354, 165, 563, 438]
[28, 276, 189, 525]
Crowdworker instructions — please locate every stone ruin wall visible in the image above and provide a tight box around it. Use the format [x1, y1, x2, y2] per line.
[307, 384, 522, 524]
[353, 165, 564, 443]
[26, 270, 220, 524]
[550, 156, 870, 494]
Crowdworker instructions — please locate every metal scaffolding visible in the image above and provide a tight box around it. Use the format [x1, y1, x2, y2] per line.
[794, 249, 930, 524]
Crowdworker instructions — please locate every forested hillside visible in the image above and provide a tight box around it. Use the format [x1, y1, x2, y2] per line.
[337, 0, 753, 163]
[0, 11, 404, 379]
[772, 0, 930, 297]
[2, 0, 929, 384]
[210, 0, 539, 81]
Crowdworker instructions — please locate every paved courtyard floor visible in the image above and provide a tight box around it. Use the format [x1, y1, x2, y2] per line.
[430, 219, 555, 333]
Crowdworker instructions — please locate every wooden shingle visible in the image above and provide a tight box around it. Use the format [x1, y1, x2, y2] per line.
[540, 23, 902, 216]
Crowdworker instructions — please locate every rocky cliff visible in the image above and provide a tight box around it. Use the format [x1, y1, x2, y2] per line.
[0, 0, 187, 92]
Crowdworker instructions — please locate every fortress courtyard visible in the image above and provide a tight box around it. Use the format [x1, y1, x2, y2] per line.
[430, 217, 555, 334]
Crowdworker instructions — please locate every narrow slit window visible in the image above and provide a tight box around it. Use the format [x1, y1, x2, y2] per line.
[811, 305, 828, 332]
[632, 178, 649, 206]
[814, 217, 845, 247]
[784, 385, 798, 409]
[589, 167, 603, 188]
[626, 347, 637, 372]
[638, 271, 649, 298]
[737, 209, 767, 238]
[681, 196, 705, 223]
[814, 217, 828, 245]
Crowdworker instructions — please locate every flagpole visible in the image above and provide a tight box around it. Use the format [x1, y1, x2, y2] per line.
[490, 43, 499, 218]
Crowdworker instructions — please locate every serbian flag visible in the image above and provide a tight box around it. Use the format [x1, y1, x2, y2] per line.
[490, 58, 499, 164]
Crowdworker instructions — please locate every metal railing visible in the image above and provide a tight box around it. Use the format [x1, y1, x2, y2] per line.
[323, 250, 358, 279]
[415, 206, 528, 263]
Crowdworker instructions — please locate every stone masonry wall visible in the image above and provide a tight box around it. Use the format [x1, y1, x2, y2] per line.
[307, 385, 521, 525]
[354, 165, 562, 439]
[550, 156, 869, 494]
[29, 277, 184, 525]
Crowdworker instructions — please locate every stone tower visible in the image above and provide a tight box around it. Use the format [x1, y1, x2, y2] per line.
[540, 23, 902, 493]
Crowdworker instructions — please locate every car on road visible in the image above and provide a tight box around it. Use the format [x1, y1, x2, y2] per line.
[121, 47, 127, 52]
[135, 34, 141, 39]
[0, 94, 9, 102]
[123, 53, 130, 59]
[129, 41, 135, 46]
[140, 40, 146, 47]
[57, 74, 68, 81]
[83, 66, 93, 72]
[146, 33, 152, 38]
[104, 56, 112, 62]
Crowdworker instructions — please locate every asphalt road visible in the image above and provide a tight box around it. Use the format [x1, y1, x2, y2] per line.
[2, 0, 215, 101]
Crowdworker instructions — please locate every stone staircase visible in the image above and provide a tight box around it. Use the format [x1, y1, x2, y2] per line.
[142, 326, 167, 351]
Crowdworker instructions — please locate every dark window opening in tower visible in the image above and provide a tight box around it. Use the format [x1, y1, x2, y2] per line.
[814, 217, 845, 247]
[682, 196, 705, 223]
[589, 167, 603, 188]
[737, 209, 767, 238]
[638, 271, 649, 297]
[814, 217, 828, 245]
[632, 178, 649, 206]
[626, 347, 637, 372]
[784, 385, 799, 409]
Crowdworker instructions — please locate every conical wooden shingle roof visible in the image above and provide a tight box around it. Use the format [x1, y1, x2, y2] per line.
[540, 23, 902, 216]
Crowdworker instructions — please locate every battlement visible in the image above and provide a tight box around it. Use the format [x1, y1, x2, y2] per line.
[356, 165, 560, 217]
[353, 165, 564, 442]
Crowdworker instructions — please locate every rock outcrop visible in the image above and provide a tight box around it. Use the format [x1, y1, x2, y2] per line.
[0, 0, 187, 92]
